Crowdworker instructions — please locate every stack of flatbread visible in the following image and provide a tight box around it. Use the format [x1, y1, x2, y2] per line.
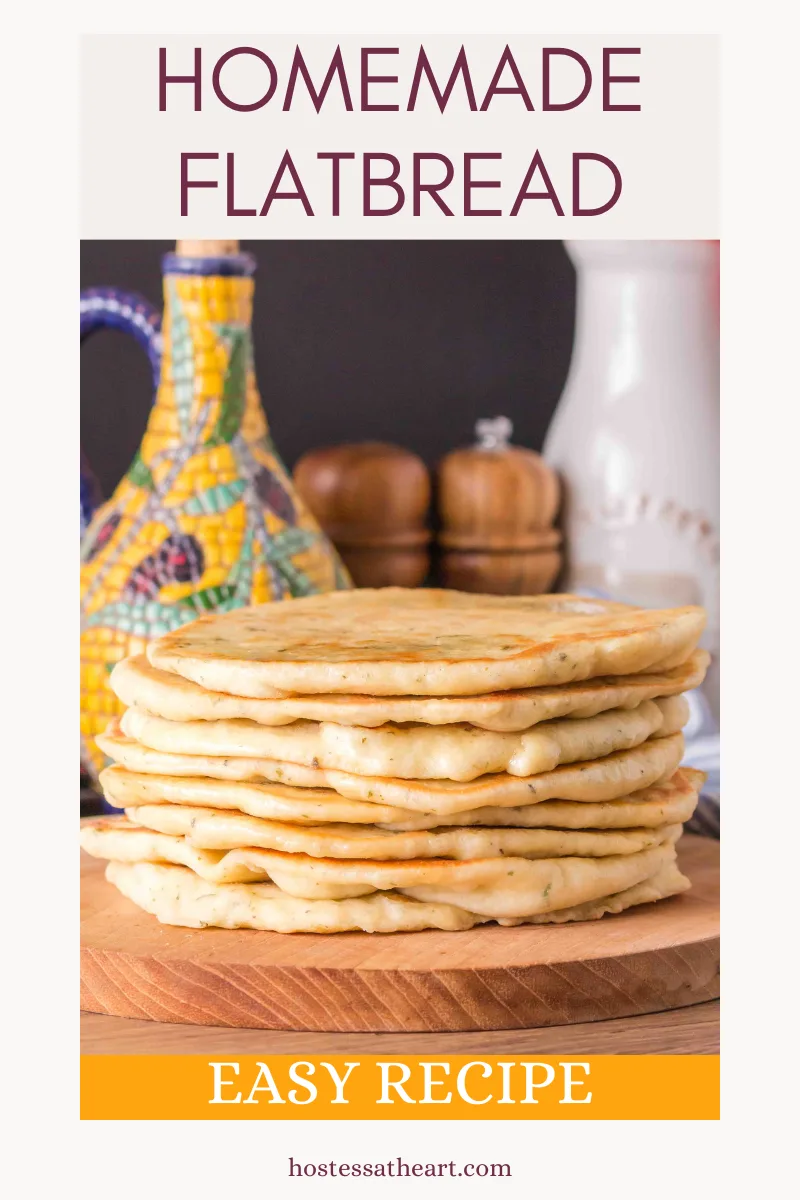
[81, 589, 708, 933]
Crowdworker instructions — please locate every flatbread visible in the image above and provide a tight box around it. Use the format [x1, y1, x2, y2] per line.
[147, 589, 705, 697]
[232, 841, 684, 916]
[383, 768, 703, 831]
[104, 857, 690, 932]
[317, 733, 686, 815]
[80, 820, 267, 885]
[97, 720, 685, 815]
[100, 762, 701, 832]
[111, 650, 709, 732]
[106, 859, 484, 930]
[119, 695, 688, 783]
[94, 830, 681, 919]
[99, 764, 414, 825]
[98, 720, 324, 788]
[124, 801, 680, 861]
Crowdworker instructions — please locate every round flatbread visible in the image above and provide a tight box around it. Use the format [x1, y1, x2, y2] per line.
[123, 801, 680, 861]
[99, 762, 701, 832]
[228, 841, 684, 917]
[81, 819, 267, 886]
[118, 696, 688, 783]
[99, 764, 413, 825]
[111, 650, 709, 732]
[98, 719, 323, 787]
[318, 734, 686, 815]
[382, 768, 703, 831]
[147, 589, 705, 697]
[104, 858, 690, 932]
[97, 720, 685, 815]
[91, 828, 682, 920]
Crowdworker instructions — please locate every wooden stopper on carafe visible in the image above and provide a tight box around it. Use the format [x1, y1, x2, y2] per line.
[175, 239, 241, 257]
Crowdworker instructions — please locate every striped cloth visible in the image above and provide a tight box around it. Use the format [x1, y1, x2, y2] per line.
[681, 685, 720, 838]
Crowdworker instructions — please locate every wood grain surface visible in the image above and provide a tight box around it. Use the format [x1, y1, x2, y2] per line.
[80, 835, 719, 1034]
[81, 1001, 719, 1055]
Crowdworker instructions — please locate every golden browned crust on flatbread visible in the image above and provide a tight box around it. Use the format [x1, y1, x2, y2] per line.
[111, 650, 709, 731]
[147, 589, 705, 697]
[118, 695, 688, 783]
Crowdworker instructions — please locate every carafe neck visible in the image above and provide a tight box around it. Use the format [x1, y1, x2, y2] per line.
[567, 241, 719, 389]
[142, 248, 267, 458]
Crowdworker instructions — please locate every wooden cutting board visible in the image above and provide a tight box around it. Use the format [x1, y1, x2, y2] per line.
[80, 834, 719, 1033]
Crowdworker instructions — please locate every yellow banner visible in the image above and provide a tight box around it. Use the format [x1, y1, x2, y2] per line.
[81, 1054, 718, 1120]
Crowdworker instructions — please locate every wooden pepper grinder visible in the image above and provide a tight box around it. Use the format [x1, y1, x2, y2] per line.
[293, 442, 431, 587]
[437, 417, 562, 594]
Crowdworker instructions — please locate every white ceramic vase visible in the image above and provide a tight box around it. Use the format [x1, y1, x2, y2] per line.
[543, 240, 719, 717]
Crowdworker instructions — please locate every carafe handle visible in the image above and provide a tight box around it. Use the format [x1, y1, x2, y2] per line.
[80, 287, 162, 388]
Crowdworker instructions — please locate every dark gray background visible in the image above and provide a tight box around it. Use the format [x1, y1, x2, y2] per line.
[80, 240, 576, 498]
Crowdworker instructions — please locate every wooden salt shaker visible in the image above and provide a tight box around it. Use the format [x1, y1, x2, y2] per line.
[437, 417, 562, 594]
[293, 442, 431, 587]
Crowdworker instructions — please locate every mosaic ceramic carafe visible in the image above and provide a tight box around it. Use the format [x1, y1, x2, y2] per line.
[80, 240, 350, 779]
